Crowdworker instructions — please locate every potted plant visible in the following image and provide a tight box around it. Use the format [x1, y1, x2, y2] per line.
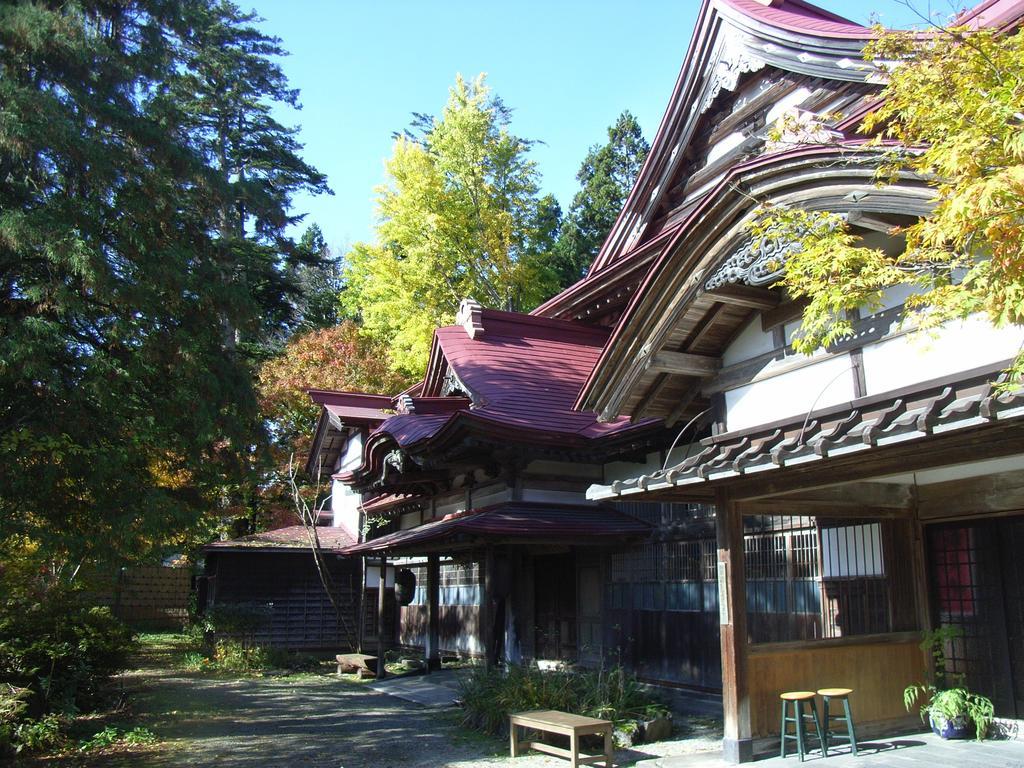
[903, 627, 995, 740]
[904, 683, 994, 739]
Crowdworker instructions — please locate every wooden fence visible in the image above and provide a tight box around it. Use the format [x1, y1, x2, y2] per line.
[92, 566, 192, 629]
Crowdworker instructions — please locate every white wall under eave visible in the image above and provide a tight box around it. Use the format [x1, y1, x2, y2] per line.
[861, 315, 1024, 396]
[399, 511, 421, 530]
[331, 479, 362, 535]
[723, 315, 776, 367]
[519, 488, 591, 505]
[331, 431, 364, 534]
[603, 453, 662, 483]
[724, 353, 856, 432]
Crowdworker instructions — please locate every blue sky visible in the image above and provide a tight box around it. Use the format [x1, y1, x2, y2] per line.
[250, 1, 929, 253]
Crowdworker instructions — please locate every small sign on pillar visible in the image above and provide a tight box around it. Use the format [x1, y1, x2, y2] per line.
[717, 562, 730, 625]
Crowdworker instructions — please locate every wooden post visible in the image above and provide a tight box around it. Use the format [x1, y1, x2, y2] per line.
[376, 554, 387, 680]
[357, 556, 367, 653]
[425, 553, 441, 672]
[718, 490, 752, 763]
[482, 547, 496, 669]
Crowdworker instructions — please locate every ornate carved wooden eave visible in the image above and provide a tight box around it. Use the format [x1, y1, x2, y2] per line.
[589, 369, 1024, 502]
[588, 0, 881, 280]
[400, 416, 672, 473]
[357, 461, 450, 497]
[577, 146, 934, 424]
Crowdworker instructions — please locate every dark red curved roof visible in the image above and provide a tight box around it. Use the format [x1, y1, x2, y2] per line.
[343, 502, 651, 555]
[722, 0, 867, 38]
[368, 309, 650, 451]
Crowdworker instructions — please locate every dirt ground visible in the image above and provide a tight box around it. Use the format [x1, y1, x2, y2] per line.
[24, 637, 722, 768]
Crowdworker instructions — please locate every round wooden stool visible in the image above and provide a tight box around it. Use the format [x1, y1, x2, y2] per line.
[817, 688, 858, 757]
[779, 691, 825, 761]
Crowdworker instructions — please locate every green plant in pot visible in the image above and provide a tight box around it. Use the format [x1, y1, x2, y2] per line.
[903, 627, 994, 740]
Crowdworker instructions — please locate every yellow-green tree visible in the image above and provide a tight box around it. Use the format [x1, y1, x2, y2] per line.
[753, 24, 1024, 380]
[342, 74, 560, 377]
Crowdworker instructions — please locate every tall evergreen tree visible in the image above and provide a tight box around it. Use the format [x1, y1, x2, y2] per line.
[292, 224, 344, 332]
[169, 0, 330, 354]
[554, 111, 649, 287]
[0, 0, 325, 567]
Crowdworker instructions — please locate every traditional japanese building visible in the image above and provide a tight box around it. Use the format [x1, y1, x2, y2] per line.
[307, 306, 706, 676]
[309, 0, 1024, 762]
[563, 0, 1024, 761]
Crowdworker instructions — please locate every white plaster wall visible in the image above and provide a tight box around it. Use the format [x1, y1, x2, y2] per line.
[604, 453, 663, 484]
[434, 494, 465, 519]
[364, 565, 395, 588]
[706, 131, 746, 165]
[519, 488, 590, 505]
[723, 316, 776, 366]
[765, 86, 813, 123]
[330, 480, 362, 535]
[331, 432, 364, 534]
[724, 353, 856, 432]
[471, 484, 512, 509]
[861, 315, 1024, 396]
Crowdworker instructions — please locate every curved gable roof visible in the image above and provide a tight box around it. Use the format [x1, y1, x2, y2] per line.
[580, 0, 874, 279]
[339, 307, 660, 488]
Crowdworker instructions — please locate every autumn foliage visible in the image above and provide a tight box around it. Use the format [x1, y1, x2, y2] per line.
[258, 321, 410, 442]
[753, 22, 1024, 382]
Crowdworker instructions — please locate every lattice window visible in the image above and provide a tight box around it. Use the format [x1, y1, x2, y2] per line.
[744, 515, 914, 643]
[666, 540, 702, 581]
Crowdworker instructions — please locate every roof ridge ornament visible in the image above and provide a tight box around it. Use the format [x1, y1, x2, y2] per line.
[456, 298, 485, 338]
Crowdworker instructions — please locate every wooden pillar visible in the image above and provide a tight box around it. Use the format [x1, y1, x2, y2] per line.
[425, 553, 441, 672]
[482, 547, 496, 669]
[376, 554, 388, 680]
[357, 557, 367, 653]
[717, 490, 752, 763]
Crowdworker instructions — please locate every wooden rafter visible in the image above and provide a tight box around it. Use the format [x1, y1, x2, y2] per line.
[648, 350, 721, 377]
[705, 284, 780, 310]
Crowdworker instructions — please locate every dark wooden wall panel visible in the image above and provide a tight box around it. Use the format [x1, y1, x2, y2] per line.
[208, 552, 360, 650]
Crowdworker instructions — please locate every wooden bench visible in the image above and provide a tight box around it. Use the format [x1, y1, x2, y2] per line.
[509, 710, 613, 767]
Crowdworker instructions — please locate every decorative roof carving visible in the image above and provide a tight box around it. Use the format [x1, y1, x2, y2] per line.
[379, 449, 407, 486]
[396, 394, 415, 414]
[699, 38, 767, 115]
[456, 298, 485, 338]
[704, 233, 794, 290]
[704, 216, 843, 290]
[441, 367, 470, 400]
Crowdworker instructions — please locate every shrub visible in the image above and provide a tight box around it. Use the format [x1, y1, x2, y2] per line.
[211, 639, 270, 674]
[190, 603, 273, 643]
[0, 594, 133, 715]
[459, 665, 669, 737]
[184, 638, 323, 676]
[79, 724, 157, 752]
[0, 587, 133, 755]
[0, 684, 31, 754]
[13, 714, 65, 753]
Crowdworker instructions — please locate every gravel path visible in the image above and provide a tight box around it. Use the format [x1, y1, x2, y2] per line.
[27, 640, 722, 768]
